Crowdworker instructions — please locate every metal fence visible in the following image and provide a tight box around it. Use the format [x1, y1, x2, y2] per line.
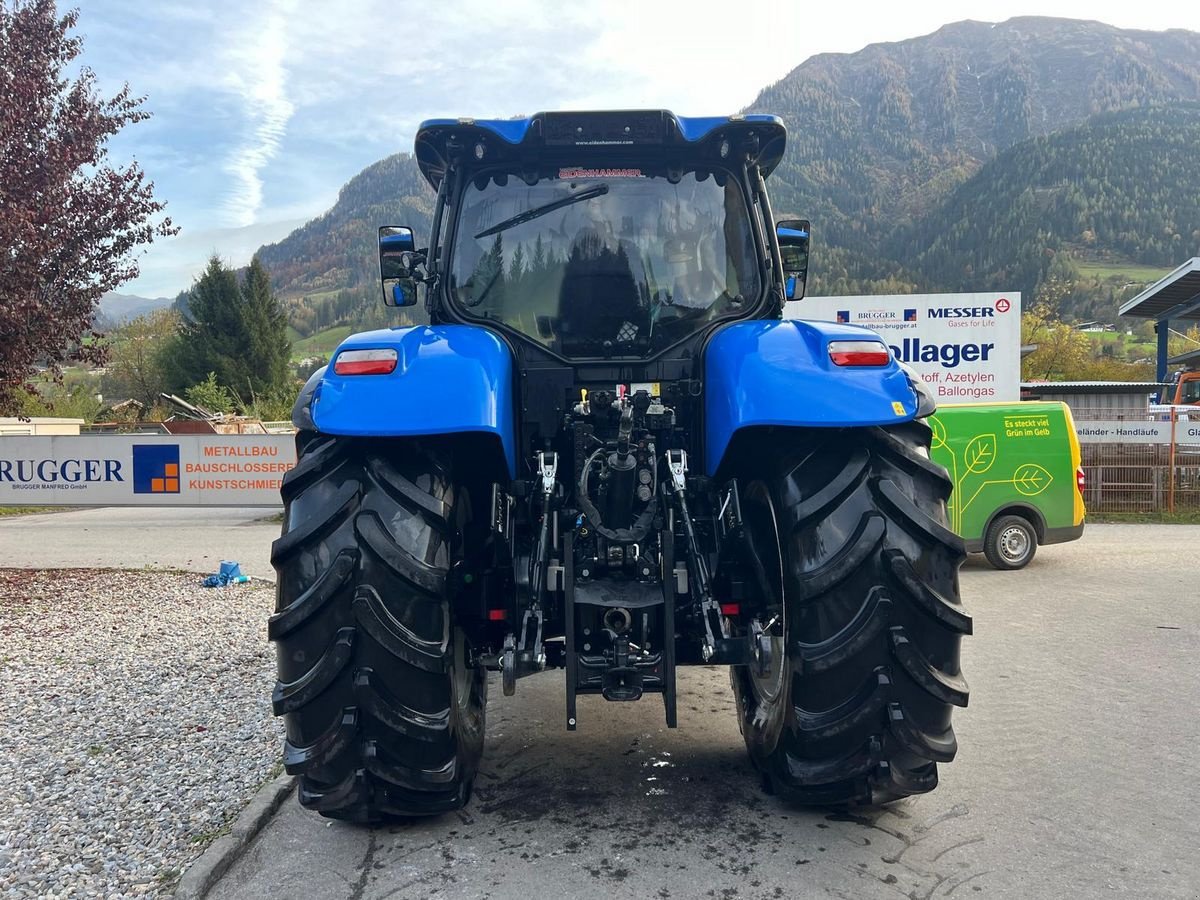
[1074, 408, 1200, 514]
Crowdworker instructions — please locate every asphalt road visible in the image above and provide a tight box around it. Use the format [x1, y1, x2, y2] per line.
[204, 524, 1198, 900]
[0, 506, 281, 578]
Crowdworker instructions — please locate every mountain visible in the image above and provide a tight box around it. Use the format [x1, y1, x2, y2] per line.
[253, 17, 1200, 332]
[97, 291, 174, 326]
[254, 154, 435, 335]
[749, 17, 1200, 245]
[899, 103, 1200, 318]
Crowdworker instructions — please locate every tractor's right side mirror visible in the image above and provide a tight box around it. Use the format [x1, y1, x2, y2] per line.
[379, 225, 419, 307]
[776, 219, 810, 301]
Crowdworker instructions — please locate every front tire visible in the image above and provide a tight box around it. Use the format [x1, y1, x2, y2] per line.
[983, 513, 1037, 570]
[730, 422, 971, 805]
[270, 434, 486, 822]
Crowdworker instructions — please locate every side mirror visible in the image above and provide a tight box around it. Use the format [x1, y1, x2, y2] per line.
[776, 219, 810, 301]
[379, 225, 419, 307]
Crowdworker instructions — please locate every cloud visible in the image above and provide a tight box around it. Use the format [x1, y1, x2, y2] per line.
[219, 0, 297, 228]
[96, 0, 1199, 298]
[126, 217, 309, 297]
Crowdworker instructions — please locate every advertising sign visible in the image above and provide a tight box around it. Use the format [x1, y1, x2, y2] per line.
[786, 292, 1022, 402]
[1074, 420, 1200, 445]
[0, 434, 296, 506]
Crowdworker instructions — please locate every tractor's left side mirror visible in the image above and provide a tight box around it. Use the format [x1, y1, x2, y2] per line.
[379, 225, 418, 307]
[776, 219, 810, 301]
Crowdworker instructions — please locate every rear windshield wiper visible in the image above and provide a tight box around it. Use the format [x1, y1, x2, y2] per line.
[474, 184, 609, 239]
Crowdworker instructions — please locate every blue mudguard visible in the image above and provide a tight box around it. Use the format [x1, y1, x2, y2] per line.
[311, 325, 517, 477]
[704, 319, 920, 475]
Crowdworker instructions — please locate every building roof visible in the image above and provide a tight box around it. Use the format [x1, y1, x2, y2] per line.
[0, 417, 85, 424]
[1021, 381, 1162, 395]
[1168, 347, 1200, 367]
[1119, 257, 1200, 320]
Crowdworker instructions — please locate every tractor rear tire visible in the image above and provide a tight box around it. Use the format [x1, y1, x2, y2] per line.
[270, 433, 486, 822]
[730, 421, 971, 805]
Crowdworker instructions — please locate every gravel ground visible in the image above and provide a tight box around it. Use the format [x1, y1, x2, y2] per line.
[0, 570, 283, 899]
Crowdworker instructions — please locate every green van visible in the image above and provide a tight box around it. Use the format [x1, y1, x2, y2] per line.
[928, 401, 1086, 569]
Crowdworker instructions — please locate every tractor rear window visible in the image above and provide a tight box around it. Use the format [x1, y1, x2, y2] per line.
[448, 168, 760, 357]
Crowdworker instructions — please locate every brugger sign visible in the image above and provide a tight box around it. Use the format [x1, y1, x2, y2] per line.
[0, 435, 297, 506]
[786, 292, 1022, 402]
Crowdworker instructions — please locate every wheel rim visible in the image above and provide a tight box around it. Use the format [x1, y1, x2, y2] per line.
[999, 524, 1031, 563]
[742, 482, 786, 704]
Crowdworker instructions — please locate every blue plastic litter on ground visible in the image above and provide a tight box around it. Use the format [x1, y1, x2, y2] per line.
[202, 560, 249, 587]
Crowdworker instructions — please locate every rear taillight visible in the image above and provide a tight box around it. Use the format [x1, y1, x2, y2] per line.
[1076, 468, 1086, 494]
[828, 340, 890, 367]
[333, 348, 398, 376]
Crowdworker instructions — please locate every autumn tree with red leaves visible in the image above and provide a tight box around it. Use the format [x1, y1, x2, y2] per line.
[0, 0, 177, 414]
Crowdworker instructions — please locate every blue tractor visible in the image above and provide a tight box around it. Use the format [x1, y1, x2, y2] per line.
[271, 111, 971, 821]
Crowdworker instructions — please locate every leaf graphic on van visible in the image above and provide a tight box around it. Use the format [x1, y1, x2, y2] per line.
[929, 416, 948, 450]
[964, 434, 996, 474]
[1013, 463, 1053, 496]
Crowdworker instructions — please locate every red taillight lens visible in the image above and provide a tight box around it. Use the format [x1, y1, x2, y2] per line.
[333, 348, 398, 376]
[1076, 468, 1086, 494]
[829, 340, 890, 366]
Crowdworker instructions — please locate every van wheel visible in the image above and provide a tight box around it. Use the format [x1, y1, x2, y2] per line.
[983, 514, 1037, 570]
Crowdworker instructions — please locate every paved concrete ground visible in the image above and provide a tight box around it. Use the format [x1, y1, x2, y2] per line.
[0, 507, 281, 578]
[206, 524, 1198, 900]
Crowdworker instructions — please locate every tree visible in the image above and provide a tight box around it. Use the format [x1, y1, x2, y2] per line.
[240, 256, 292, 397]
[0, 1, 177, 414]
[100, 308, 179, 408]
[1168, 325, 1200, 361]
[162, 255, 293, 406]
[1021, 302, 1090, 381]
[184, 372, 234, 414]
[163, 256, 248, 393]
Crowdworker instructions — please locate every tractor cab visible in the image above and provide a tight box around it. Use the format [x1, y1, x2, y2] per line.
[381, 111, 808, 361]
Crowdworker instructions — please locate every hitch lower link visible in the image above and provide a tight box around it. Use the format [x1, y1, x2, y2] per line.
[667, 450, 773, 672]
[665, 450, 728, 662]
[501, 451, 556, 695]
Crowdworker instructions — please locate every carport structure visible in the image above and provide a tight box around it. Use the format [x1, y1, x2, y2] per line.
[1119, 256, 1200, 382]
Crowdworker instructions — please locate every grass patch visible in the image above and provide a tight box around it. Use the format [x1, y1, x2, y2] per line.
[1089, 510, 1200, 525]
[156, 867, 182, 889]
[291, 325, 352, 360]
[188, 823, 232, 846]
[1085, 332, 1157, 360]
[1075, 260, 1172, 284]
[0, 506, 73, 517]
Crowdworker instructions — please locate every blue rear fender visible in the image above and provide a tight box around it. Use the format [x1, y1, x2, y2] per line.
[704, 319, 921, 475]
[309, 324, 517, 477]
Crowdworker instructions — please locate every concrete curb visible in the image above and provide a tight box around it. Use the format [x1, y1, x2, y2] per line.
[174, 773, 296, 899]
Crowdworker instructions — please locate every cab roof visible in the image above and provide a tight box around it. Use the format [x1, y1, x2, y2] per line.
[413, 110, 787, 191]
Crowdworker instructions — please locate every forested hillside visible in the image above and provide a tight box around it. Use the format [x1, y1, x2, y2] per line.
[255, 153, 434, 337]
[256, 17, 1200, 338]
[749, 17, 1200, 296]
[901, 103, 1200, 320]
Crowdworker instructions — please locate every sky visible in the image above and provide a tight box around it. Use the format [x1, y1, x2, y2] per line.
[73, 0, 1199, 298]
